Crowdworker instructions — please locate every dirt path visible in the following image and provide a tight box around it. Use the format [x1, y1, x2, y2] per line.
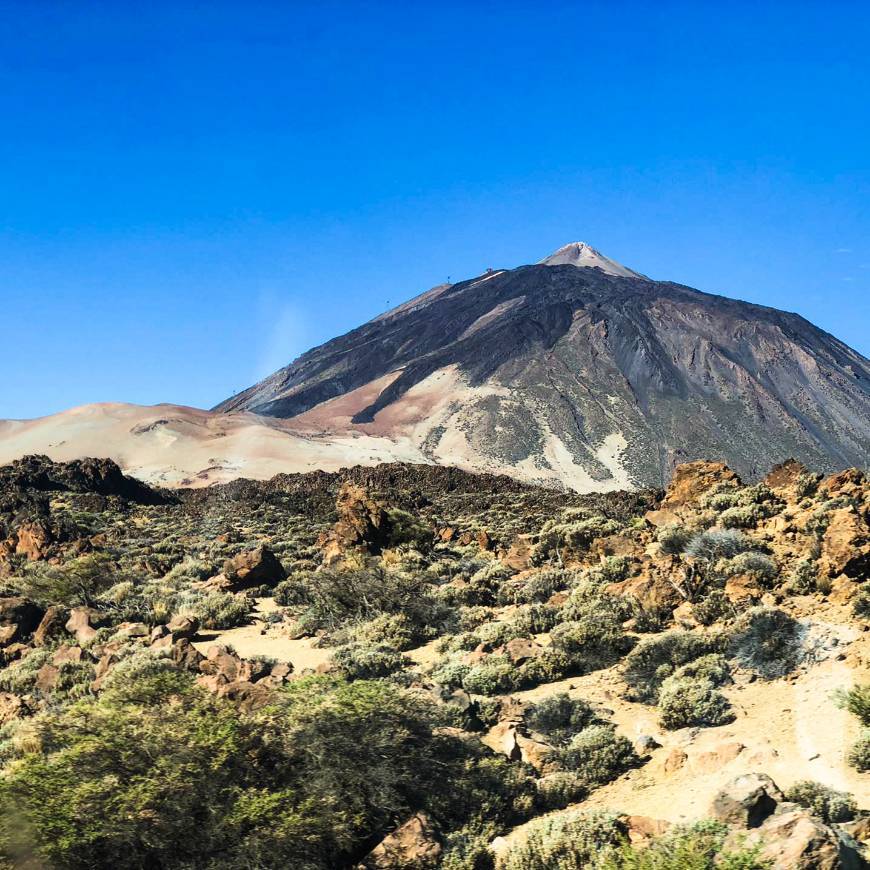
[192, 597, 333, 672]
[497, 618, 870, 855]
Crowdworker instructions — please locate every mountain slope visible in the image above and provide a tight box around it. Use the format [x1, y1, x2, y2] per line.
[216, 243, 870, 489]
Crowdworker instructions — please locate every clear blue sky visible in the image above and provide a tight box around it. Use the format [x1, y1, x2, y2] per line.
[2, 1, 869, 419]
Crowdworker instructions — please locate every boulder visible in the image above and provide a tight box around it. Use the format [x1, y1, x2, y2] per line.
[357, 813, 441, 869]
[33, 605, 69, 646]
[0, 597, 44, 646]
[724, 573, 764, 606]
[820, 509, 870, 579]
[215, 680, 272, 712]
[35, 663, 60, 693]
[221, 546, 286, 590]
[502, 637, 544, 665]
[170, 638, 205, 672]
[52, 644, 84, 665]
[516, 733, 555, 772]
[0, 692, 30, 725]
[661, 461, 742, 509]
[199, 645, 242, 683]
[166, 614, 200, 640]
[481, 721, 522, 761]
[622, 815, 671, 846]
[736, 807, 864, 869]
[763, 459, 812, 495]
[318, 482, 392, 563]
[65, 607, 102, 644]
[14, 520, 53, 560]
[710, 773, 784, 828]
[819, 468, 867, 500]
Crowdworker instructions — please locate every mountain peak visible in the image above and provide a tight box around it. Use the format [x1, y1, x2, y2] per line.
[539, 241, 645, 279]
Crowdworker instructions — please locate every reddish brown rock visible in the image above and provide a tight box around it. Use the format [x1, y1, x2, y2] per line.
[0, 692, 30, 725]
[14, 520, 53, 560]
[65, 607, 102, 644]
[33, 606, 68, 646]
[166, 614, 200, 640]
[35, 663, 60, 693]
[763, 459, 811, 494]
[724, 574, 764, 606]
[818, 468, 867, 499]
[710, 773, 783, 828]
[0, 597, 44, 647]
[661, 461, 742, 509]
[357, 813, 441, 869]
[819, 508, 870, 579]
[221, 546, 286, 590]
[502, 637, 544, 665]
[170, 638, 205, 671]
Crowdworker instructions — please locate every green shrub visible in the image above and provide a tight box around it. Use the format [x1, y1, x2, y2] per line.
[499, 811, 625, 870]
[787, 559, 819, 595]
[848, 732, 870, 772]
[509, 604, 561, 636]
[331, 642, 409, 680]
[558, 725, 638, 787]
[685, 529, 753, 562]
[717, 552, 778, 585]
[853, 589, 870, 620]
[657, 524, 695, 555]
[177, 590, 251, 629]
[524, 694, 598, 746]
[838, 684, 870, 726]
[0, 669, 530, 870]
[462, 656, 516, 696]
[692, 590, 736, 626]
[623, 631, 718, 702]
[658, 676, 733, 729]
[535, 772, 589, 810]
[10, 553, 118, 609]
[784, 780, 856, 823]
[727, 607, 802, 678]
[595, 819, 769, 869]
[672, 654, 731, 686]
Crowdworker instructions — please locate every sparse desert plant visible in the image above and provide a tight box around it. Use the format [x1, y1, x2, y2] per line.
[176, 590, 251, 629]
[558, 724, 638, 787]
[535, 771, 589, 810]
[692, 590, 737, 626]
[657, 676, 733, 729]
[10, 553, 119, 609]
[524, 694, 598, 746]
[657, 524, 695, 555]
[784, 780, 856, 823]
[331, 642, 409, 680]
[462, 655, 516, 696]
[727, 607, 802, 678]
[717, 551, 778, 585]
[594, 818, 770, 869]
[685, 529, 753, 562]
[787, 559, 819, 595]
[623, 631, 718, 703]
[498, 811, 625, 870]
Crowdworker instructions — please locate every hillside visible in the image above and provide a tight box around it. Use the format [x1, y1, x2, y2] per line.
[218, 242, 870, 490]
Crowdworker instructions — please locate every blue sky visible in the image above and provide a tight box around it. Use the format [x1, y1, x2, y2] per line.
[1, 1, 869, 419]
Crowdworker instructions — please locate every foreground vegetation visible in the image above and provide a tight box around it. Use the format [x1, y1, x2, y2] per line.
[0, 455, 867, 867]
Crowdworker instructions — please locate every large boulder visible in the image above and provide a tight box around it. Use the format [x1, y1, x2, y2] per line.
[820, 509, 870, 579]
[357, 813, 441, 869]
[218, 546, 286, 591]
[735, 808, 865, 869]
[660, 461, 742, 509]
[14, 520, 53, 561]
[318, 482, 393, 564]
[33, 605, 69, 646]
[0, 597, 44, 646]
[710, 773, 784, 828]
[65, 607, 104, 644]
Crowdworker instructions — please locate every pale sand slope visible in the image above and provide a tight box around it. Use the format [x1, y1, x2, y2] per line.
[0, 378, 635, 491]
[0, 402, 428, 488]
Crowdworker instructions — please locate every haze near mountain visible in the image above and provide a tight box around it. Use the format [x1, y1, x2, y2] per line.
[216, 242, 870, 490]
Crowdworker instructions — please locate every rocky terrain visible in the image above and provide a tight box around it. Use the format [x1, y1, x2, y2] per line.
[1, 452, 870, 867]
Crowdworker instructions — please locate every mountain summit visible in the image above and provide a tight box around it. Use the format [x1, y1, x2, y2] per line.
[216, 243, 870, 489]
[539, 241, 645, 278]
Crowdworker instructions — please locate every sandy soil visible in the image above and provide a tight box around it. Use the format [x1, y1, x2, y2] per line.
[192, 597, 333, 671]
[496, 606, 870, 851]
